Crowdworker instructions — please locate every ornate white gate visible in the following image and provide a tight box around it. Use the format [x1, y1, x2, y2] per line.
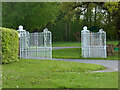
[81, 26, 107, 58]
[17, 25, 52, 59]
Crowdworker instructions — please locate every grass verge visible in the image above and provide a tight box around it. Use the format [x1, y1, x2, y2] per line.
[2, 59, 118, 88]
[53, 48, 119, 60]
[53, 42, 81, 47]
[53, 41, 119, 47]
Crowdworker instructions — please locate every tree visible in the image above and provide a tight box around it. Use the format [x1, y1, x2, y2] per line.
[58, 2, 119, 41]
[2, 2, 60, 32]
[104, 2, 120, 44]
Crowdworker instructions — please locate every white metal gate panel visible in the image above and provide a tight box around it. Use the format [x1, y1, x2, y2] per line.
[81, 26, 106, 58]
[17, 25, 52, 59]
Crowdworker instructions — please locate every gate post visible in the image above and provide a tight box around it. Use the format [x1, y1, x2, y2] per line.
[99, 29, 107, 58]
[81, 26, 90, 58]
[43, 28, 52, 59]
[17, 25, 27, 59]
[49, 31, 52, 59]
[44, 29, 47, 59]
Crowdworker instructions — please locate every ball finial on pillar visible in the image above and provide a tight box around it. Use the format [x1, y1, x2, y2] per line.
[83, 26, 87, 30]
[19, 25, 23, 30]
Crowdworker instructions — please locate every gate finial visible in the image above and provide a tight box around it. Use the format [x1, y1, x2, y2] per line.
[19, 25, 23, 30]
[99, 29, 105, 33]
[82, 26, 89, 33]
[44, 28, 48, 32]
[17, 25, 26, 38]
[83, 26, 87, 30]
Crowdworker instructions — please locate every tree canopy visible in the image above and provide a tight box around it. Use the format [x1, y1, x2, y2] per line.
[2, 2, 120, 43]
[2, 2, 60, 32]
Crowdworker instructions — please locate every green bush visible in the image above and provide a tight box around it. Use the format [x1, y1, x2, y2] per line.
[1, 27, 19, 64]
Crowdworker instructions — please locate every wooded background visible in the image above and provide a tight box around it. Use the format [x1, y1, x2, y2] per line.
[2, 2, 120, 43]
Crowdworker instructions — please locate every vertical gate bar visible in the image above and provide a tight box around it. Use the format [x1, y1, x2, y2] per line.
[21, 36, 22, 59]
[89, 32, 90, 57]
[19, 35, 21, 59]
[37, 33, 38, 58]
[104, 32, 106, 58]
[22, 33, 23, 59]
[25, 32, 27, 59]
[44, 29, 46, 59]
[43, 31, 45, 58]
[50, 32, 52, 59]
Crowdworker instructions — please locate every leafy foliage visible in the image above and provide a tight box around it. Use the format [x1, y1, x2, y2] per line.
[2, 2, 60, 32]
[1, 27, 19, 64]
[2, 2, 119, 42]
[104, 2, 120, 43]
[105, 2, 119, 13]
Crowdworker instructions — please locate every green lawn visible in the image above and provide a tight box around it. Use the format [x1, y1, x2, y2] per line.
[53, 48, 119, 60]
[2, 59, 118, 88]
[53, 41, 119, 47]
[53, 42, 81, 47]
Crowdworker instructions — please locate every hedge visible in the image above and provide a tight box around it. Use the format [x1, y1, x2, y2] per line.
[1, 27, 19, 64]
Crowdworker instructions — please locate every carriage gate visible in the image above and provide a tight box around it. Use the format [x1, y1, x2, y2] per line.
[81, 26, 107, 58]
[17, 25, 52, 59]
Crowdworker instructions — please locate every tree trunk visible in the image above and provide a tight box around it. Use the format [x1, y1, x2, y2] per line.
[89, 8, 92, 28]
[86, 8, 89, 27]
[63, 22, 67, 41]
[108, 12, 111, 24]
[94, 5, 97, 26]
[67, 22, 70, 41]
[65, 22, 67, 41]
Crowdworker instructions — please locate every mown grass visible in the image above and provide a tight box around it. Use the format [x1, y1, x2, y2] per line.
[53, 48, 119, 60]
[53, 41, 119, 47]
[2, 59, 118, 88]
[53, 42, 81, 47]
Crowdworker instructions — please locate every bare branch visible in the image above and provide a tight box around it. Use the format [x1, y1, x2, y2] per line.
[75, 3, 89, 14]
[69, 2, 89, 11]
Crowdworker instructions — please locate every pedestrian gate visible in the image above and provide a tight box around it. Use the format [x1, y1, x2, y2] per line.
[17, 25, 52, 59]
[81, 26, 107, 58]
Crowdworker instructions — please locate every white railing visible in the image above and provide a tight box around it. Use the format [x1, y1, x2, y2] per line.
[81, 26, 107, 58]
[17, 25, 52, 59]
